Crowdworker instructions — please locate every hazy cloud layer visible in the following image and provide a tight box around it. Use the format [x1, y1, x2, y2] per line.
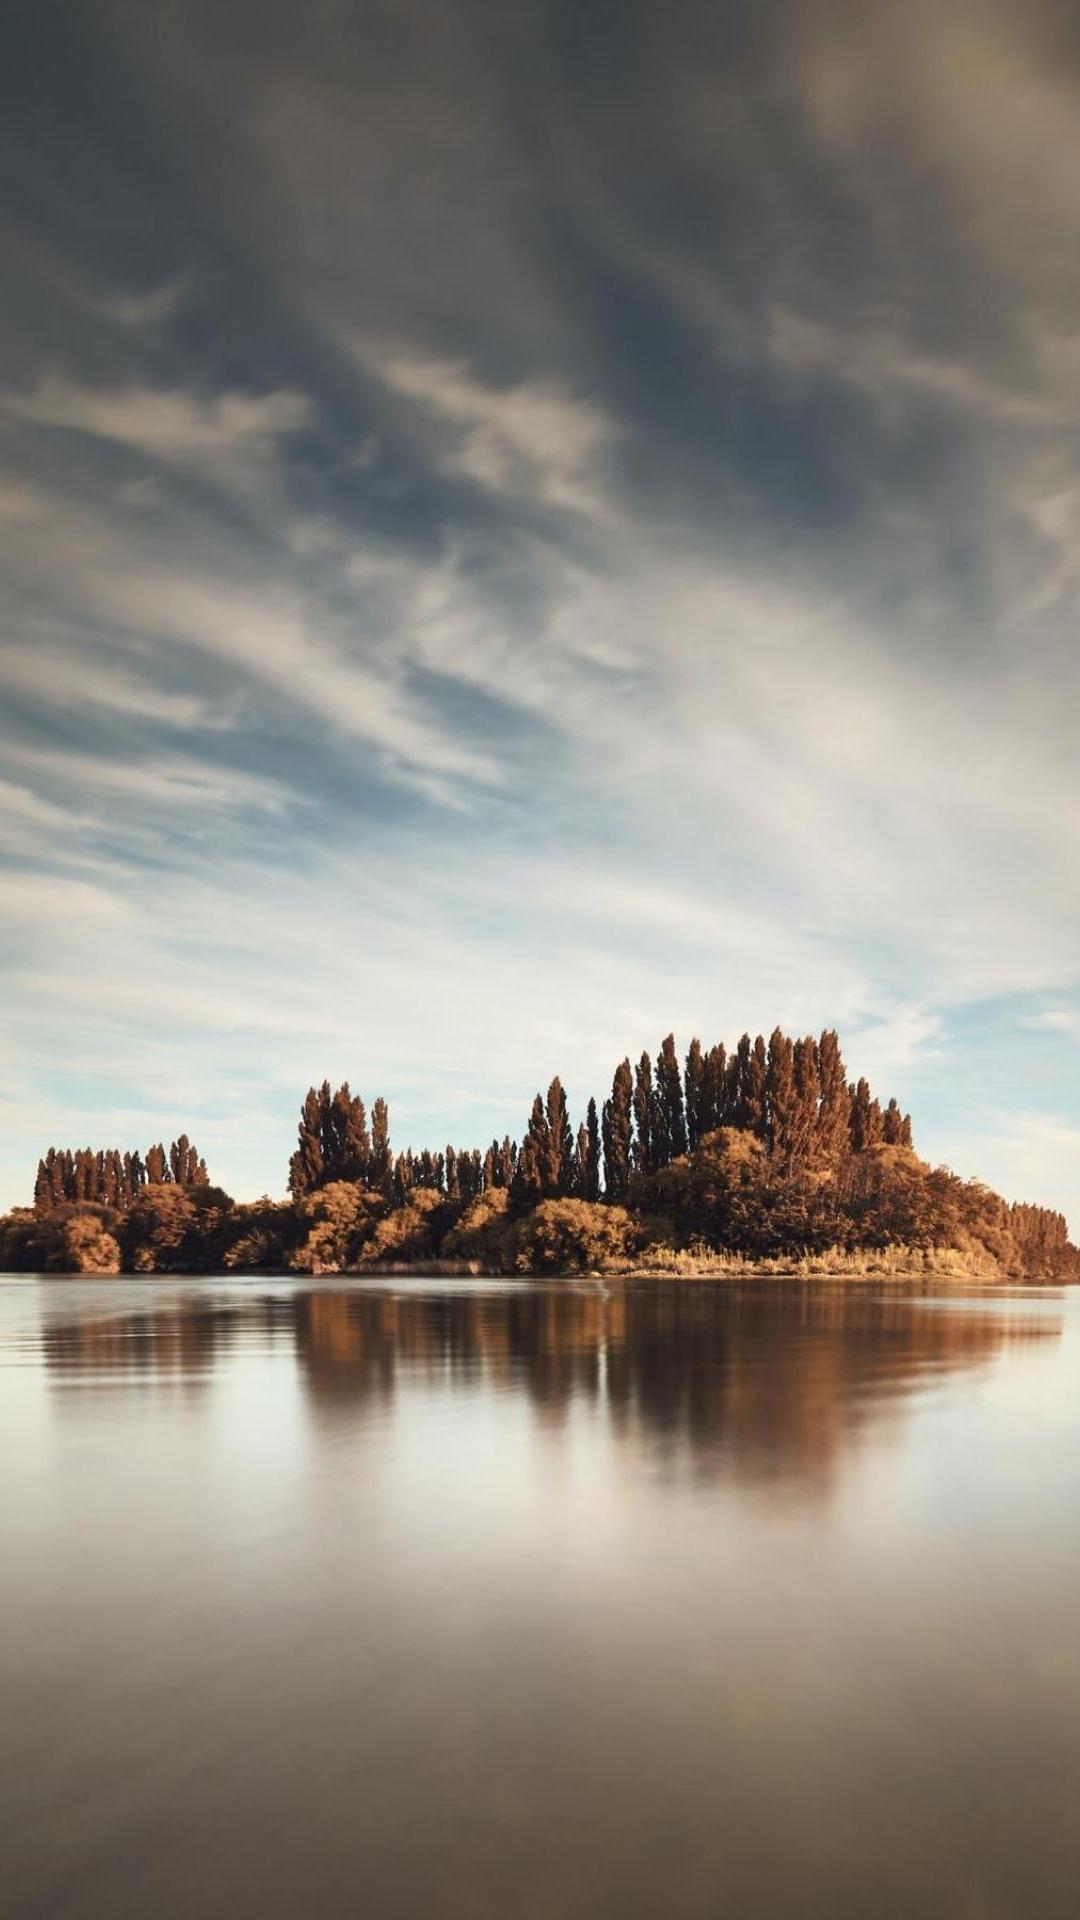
[1, 0, 1077, 1221]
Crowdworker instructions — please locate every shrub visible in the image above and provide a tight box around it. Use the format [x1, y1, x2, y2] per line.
[508, 1199, 639, 1274]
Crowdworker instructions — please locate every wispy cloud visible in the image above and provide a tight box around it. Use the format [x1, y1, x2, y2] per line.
[5, 377, 313, 497]
[0, 0, 1077, 1226]
[361, 344, 619, 518]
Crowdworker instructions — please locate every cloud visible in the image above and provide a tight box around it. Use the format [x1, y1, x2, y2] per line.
[1, 0, 1078, 1221]
[5, 743, 296, 816]
[1023, 1010, 1080, 1039]
[98, 276, 191, 328]
[362, 344, 619, 518]
[944, 1113, 1080, 1237]
[767, 307, 1070, 428]
[94, 566, 504, 793]
[5, 376, 312, 484]
[0, 644, 232, 729]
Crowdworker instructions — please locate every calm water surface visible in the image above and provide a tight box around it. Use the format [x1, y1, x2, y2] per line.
[3, 1274, 1080, 1919]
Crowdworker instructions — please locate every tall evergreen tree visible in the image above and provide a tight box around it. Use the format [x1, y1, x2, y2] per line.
[573, 1121, 590, 1198]
[512, 1106, 546, 1203]
[705, 1042, 727, 1132]
[653, 1034, 687, 1166]
[729, 1034, 767, 1134]
[289, 1088, 324, 1197]
[684, 1039, 705, 1149]
[146, 1143, 169, 1186]
[791, 1035, 821, 1163]
[815, 1030, 850, 1162]
[333, 1083, 370, 1182]
[544, 1077, 574, 1196]
[511, 1094, 550, 1204]
[633, 1052, 654, 1175]
[747, 1035, 768, 1137]
[602, 1058, 633, 1200]
[765, 1028, 798, 1158]
[370, 1097, 391, 1190]
[584, 1096, 601, 1201]
[848, 1079, 884, 1153]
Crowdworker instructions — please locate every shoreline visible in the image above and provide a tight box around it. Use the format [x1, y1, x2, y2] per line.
[7, 1254, 1051, 1284]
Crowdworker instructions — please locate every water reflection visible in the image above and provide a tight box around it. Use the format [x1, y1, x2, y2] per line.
[6, 1276, 1079, 1920]
[38, 1278, 1061, 1492]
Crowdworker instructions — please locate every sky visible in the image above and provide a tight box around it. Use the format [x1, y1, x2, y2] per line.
[1, 0, 1078, 1225]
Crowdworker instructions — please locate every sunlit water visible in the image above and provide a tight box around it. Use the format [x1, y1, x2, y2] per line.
[3, 1274, 1080, 1919]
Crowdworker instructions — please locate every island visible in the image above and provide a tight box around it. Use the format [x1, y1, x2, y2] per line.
[2, 1028, 1075, 1282]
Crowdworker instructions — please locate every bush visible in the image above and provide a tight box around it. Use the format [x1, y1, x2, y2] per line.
[287, 1181, 384, 1273]
[441, 1187, 514, 1266]
[508, 1199, 639, 1274]
[355, 1187, 449, 1266]
[120, 1185, 234, 1272]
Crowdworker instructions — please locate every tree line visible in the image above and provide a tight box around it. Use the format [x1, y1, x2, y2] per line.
[287, 1028, 913, 1207]
[13, 1024, 1075, 1282]
[34, 1137, 209, 1214]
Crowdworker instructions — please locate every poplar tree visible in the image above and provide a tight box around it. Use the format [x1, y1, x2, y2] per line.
[484, 1137, 517, 1188]
[653, 1034, 687, 1166]
[602, 1059, 633, 1200]
[729, 1034, 768, 1133]
[848, 1079, 883, 1153]
[791, 1035, 820, 1163]
[333, 1083, 369, 1182]
[573, 1121, 590, 1198]
[370, 1098, 391, 1190]
[511, 1094, 550, 1203]
[146, 1143, 169, 1185]
[747, 1036, 768, 1138]
[544, 1078, 574, 1196]
[684, 1039, 705, 1149]
[815, 1031, 850, 1162]
[765, 1028, 797, 1159]
[705, 1042, 727, 1132]
[289, 1089, 325, 1197]
[512, 1119, 545, 1204]
[633, 1052, 654, 1175]
[584, 1096, 601, 1201]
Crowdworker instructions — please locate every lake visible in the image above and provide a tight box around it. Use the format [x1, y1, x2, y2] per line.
[2, 1274, 1079, 1918]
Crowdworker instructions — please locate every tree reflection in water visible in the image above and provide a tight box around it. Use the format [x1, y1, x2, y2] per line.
[39, 1278, 1061, 1494]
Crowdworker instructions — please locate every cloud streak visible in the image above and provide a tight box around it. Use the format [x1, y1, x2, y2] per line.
[0, 0, 1077, 1225]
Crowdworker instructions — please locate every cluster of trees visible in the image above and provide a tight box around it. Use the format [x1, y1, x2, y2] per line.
[288, 1080, 515, 1206]
[288, 1083, 391, 1195]
[9, 1024, 1074, 1283]
[530, 1029, 912, 1204]
[33, 1137, 209, 1214]
[286, 1032, 913, 1213]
